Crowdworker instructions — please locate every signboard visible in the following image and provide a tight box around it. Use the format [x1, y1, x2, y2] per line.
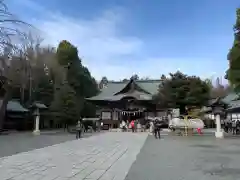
[101, 112, 111, 120]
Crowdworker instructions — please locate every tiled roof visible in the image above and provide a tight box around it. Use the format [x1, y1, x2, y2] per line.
[30, 102, 47, 109]
[7, 100, 29, 112]
[222, 92, 239, 104]
[228, 100, 240, 109]
[88, 80, 161, 101]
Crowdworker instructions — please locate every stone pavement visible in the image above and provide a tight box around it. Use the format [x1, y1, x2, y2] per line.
[0, 131, 98, 158]
[125, 135, 240, 180]
[0, 132, 148, 180]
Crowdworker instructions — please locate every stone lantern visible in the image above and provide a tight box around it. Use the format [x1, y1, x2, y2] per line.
[210, 98, 226, 138]
[30, 102, 47, 135]
[33, 108, 40, 135]
[167, 109, 173, 129]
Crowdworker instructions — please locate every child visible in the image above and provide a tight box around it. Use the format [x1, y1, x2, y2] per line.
[197, 127, 202, 135]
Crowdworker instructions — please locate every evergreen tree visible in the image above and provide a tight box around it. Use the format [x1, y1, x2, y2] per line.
[50, 84, 79, 125]
[226, 8, 240, 91]
[50, 40, 98, 124]
[154, 71, 210, 114]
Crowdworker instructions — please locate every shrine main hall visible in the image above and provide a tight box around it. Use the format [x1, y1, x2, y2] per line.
[87, 79, 167, 129]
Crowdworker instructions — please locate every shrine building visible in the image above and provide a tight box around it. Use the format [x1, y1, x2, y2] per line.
[87, 79, 168, 129]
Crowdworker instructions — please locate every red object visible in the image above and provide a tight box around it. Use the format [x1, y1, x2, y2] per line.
[131, 121, 134, 128]
[197, 128, 203, 135]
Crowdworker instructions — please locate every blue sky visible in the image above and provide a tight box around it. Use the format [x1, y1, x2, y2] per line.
[7, 0, 240, 82]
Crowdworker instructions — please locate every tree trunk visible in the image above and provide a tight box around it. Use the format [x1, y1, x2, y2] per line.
[0, 89, 10, 131]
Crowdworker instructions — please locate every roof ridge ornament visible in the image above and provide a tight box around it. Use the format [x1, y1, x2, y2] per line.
[129, 79, 135, 93]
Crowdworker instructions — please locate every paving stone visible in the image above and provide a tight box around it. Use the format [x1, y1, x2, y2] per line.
[85, 169, 106, 179]
[98, 172, 115, 180]
[124, 136, 240, 180]
[0, 132, 99, 158]
[0, 132, 147, 180]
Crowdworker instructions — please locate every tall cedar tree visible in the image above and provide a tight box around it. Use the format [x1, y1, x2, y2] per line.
[54, 40, 98, 120]
[50, 41, 80, 124]
[155, 71, 210, 114]
[226, 8, 240, 91]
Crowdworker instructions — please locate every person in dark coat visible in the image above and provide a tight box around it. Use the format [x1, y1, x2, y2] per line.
[76, 120, 83, 139]
[154, 119, 162, 139]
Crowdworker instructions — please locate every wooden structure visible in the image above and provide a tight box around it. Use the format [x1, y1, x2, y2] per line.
[0, 75, 8, 131]
[5, 100, 29, 130]
[223, 92, 240, 121]
[87, 79, 166, 129]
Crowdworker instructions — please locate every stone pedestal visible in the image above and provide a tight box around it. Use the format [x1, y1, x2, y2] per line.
[33, 114, 40, 135]
[33, 130, 40, 135]
[215, 131, 224, 138]
[215, 114, 224, 138]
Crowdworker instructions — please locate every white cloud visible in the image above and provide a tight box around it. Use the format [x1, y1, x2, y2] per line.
[9, 0, 227, 82]
[17, 1, 144, 80]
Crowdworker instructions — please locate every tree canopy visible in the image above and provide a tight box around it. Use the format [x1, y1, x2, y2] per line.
[0, 2, 100, 130]
[154, 71, 210, 114]
[49, 40, 98, 126]
[226, 8, 240, 91]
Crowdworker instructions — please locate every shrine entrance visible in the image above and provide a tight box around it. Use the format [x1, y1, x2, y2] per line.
[119, 97, 146, 125]
[121, 109, 144, 122]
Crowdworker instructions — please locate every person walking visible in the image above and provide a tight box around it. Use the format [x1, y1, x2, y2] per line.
[149, 121, 154, 134]
[154, 119, 161, 139]
[232, 120, 236, 135]
[236, 120, 240, 135]
[196, 127, 203, 135]
[130, 120, 135, 132]
[228, 120, 232, 134]
[121, 120, 127, 132]
[134, 120, 138, 132]
[76, 120, 83, 139]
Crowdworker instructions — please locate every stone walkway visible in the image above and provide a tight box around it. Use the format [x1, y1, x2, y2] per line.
[0, 132, 148, 180]
[125, 135, 240, 180]
[0, 131, 99, 158]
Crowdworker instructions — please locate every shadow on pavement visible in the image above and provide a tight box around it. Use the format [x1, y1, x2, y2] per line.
[0, 131, 103, 158]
